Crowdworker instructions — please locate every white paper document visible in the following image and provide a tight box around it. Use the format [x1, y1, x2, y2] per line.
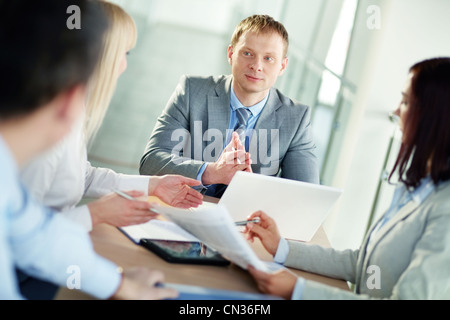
[120, 219, 200, 243]
[150, 203, 269, 272]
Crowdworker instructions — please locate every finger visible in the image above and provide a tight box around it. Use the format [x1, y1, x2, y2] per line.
[235, 149, 247, 158]
[222, 150, 241, 164]
[130, 200, 152, 211]
[236, 150, 247, 163]
[247, 223, 268, 238]
[176, 195, 206, 208]
[153, 287, 179, 300]
[244, 152, 252, 164]
[247, 211, 271, 226]
[175, 201, 198, 209]
[124, 190, 146, 198]
[124, 209, 158, 222]
[128, 208, 159, 218]
[234, 163, 252, 171]
[178, 176, 201, 187]
[185, 187, 204, 201]
[247, 210, 265, 220]
[224, 136, 236, 152]
[233, 133, 245, 151]
[173, 189, 203, 204]
[248, 265, 270, 281]
[183, 194, 203, 206]
[128, 215, 155, 226]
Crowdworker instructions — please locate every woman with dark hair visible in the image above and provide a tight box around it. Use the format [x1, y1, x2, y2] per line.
[390, 58, 450, 188]
[244, 57, 450, 299]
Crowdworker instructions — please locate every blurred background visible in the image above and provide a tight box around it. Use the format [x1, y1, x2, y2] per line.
[88, 0, 450, 250]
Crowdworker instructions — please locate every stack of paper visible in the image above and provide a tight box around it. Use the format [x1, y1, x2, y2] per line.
[120, 203, 268, 272]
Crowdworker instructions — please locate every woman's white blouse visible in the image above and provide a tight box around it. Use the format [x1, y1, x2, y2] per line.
[20, 115, 150, 231]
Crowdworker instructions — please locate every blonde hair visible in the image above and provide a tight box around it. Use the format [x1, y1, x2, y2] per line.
[231, 15, 289, 57]
[84, 0, 137, 143]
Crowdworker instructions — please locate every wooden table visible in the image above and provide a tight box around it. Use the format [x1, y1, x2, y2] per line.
[56, 196, 349, 299]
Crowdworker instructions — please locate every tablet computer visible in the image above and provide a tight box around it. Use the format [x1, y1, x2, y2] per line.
[139, 239, 230, 266]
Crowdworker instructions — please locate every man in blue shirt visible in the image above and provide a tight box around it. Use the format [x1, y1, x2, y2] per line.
[0, 0, 177, 300]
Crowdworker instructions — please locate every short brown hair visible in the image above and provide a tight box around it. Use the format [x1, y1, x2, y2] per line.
[230, 15, 289, 57]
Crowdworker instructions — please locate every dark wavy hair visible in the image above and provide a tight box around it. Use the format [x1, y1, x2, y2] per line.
[390, 57, 450, 188]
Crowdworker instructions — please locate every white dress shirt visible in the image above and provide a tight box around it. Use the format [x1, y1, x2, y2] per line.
[20, 114, 150, 230]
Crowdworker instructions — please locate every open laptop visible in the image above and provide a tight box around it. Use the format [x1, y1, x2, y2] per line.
[217, 171, 343, 241]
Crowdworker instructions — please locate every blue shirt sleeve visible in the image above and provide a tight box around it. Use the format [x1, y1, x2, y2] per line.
[8, 189, 121, 299]
[273, 237, 305, 300]
[274, 237, 290, 263]
[291, 278, 306, 300]
[0, 212, 22, 299]
[1, 135, 121, 300]
[196, 163, 208, 183]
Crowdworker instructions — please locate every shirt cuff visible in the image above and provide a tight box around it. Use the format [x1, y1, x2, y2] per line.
[81, 255, 122, 299]
[273, 237, 289, 264]
[195, 163, 210, 190]
[62, 205, 93, 231]
[117, 175, 150, 195]
[291, 277, 306, 300]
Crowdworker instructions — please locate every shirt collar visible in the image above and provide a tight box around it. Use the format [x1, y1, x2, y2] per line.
[410, 175, 435, 204]
[230, 84, 268, 118]
[395, 175, 435, 206]
[0, 134, 19, 176]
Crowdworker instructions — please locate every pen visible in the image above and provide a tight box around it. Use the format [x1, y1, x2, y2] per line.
[113, 189, 137, 201]
[234, 218, 260, 226]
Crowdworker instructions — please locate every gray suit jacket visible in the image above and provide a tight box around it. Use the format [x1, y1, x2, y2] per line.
[284, 180, 450, 299]
[140, 75, 319, 184]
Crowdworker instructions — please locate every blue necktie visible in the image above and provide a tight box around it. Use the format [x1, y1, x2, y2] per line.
[234, 108, 251, 150]
[205, 108, 251, 198]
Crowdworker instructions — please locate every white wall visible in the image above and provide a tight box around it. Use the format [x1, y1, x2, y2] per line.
[325, 0, 450, 250]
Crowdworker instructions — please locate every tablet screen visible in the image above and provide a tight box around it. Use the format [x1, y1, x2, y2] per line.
[140, 239, 230, 266]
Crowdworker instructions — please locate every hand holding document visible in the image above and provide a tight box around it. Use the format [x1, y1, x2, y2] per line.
[150, 203, 269, 272]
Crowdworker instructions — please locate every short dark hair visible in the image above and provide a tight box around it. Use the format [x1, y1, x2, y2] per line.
[390, 57, 450, 188]
[0, 0, 108, 119]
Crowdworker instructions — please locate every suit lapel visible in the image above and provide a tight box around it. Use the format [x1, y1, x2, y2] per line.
[370, 200, 420, 247]
[356, 200, 420, 291]
[251, 88, 282, 170]
[253, 87, 282, 132]
[205, 76, 232, 143]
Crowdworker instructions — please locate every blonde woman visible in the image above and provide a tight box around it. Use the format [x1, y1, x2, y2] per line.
[20, 1, 203, 231]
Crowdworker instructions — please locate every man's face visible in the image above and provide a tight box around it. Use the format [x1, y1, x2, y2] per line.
[228, 31, 288, 104]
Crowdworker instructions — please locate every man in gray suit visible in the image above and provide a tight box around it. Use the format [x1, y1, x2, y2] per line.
[140, 15, 319, 197]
